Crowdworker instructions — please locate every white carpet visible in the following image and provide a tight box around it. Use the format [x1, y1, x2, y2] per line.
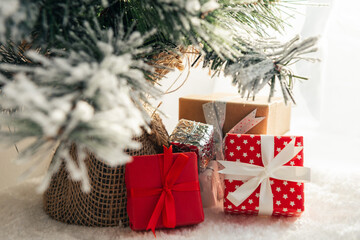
[1, 133, 360, 240]
[0, 168, 359, 239]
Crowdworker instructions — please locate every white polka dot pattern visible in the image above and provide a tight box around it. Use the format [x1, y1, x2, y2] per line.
[223, 134, 305, 217]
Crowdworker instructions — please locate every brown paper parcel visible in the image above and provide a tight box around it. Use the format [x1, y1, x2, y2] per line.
[179, 93, 291, 135]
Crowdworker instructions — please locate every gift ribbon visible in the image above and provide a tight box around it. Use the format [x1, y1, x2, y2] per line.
[202, 101, 265, 159]
[218, 136, 311, 215]
[128, 146, 200, 236]
[200, 101, 265, 208]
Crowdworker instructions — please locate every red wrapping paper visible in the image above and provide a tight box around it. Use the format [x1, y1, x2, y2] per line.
[223, 134, 305, 217]
[125, 148, 204, 232]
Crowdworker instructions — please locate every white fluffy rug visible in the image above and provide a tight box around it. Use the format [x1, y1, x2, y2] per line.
[0, 166, 359, 240]
[1, 133, 360, 240]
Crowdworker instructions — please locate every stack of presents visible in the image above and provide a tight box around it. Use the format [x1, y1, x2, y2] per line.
[125, 93, 310, 235]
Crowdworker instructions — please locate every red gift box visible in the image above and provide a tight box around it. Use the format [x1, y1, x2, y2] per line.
[220, 134, 310, 217]
[125, 146, 204, 234]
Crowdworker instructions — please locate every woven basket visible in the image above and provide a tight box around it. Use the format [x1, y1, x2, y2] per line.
[43, 113, 169, 227]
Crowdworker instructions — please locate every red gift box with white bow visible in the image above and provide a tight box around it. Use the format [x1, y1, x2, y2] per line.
[219, 134, 310, 217]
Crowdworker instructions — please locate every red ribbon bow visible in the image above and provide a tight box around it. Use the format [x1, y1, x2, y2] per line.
[129, 146, 200, 237]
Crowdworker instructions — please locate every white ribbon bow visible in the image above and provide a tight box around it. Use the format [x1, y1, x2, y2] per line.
[218, 135, 311, 215]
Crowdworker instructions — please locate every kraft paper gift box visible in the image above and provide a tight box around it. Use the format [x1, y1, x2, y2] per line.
[179, 93, 291, 135]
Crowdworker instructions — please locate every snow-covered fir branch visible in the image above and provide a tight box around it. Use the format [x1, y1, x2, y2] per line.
[224, 36, 318, 102]
[0, 22, 161, 192]
[128, 0, 243, 60]
[0, 0, 40, 43]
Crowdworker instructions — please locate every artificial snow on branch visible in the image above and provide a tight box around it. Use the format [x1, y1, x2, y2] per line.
[118, 0, 242, 60]
[0, 0, 40, 43]
[224, 35, 318, 103]
[0, 21, 161, 192]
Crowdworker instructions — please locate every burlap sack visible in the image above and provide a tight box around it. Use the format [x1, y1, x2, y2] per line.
[43, 113, 169, 227]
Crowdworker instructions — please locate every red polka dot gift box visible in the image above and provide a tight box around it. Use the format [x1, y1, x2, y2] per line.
[219, 134, 310, 217]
